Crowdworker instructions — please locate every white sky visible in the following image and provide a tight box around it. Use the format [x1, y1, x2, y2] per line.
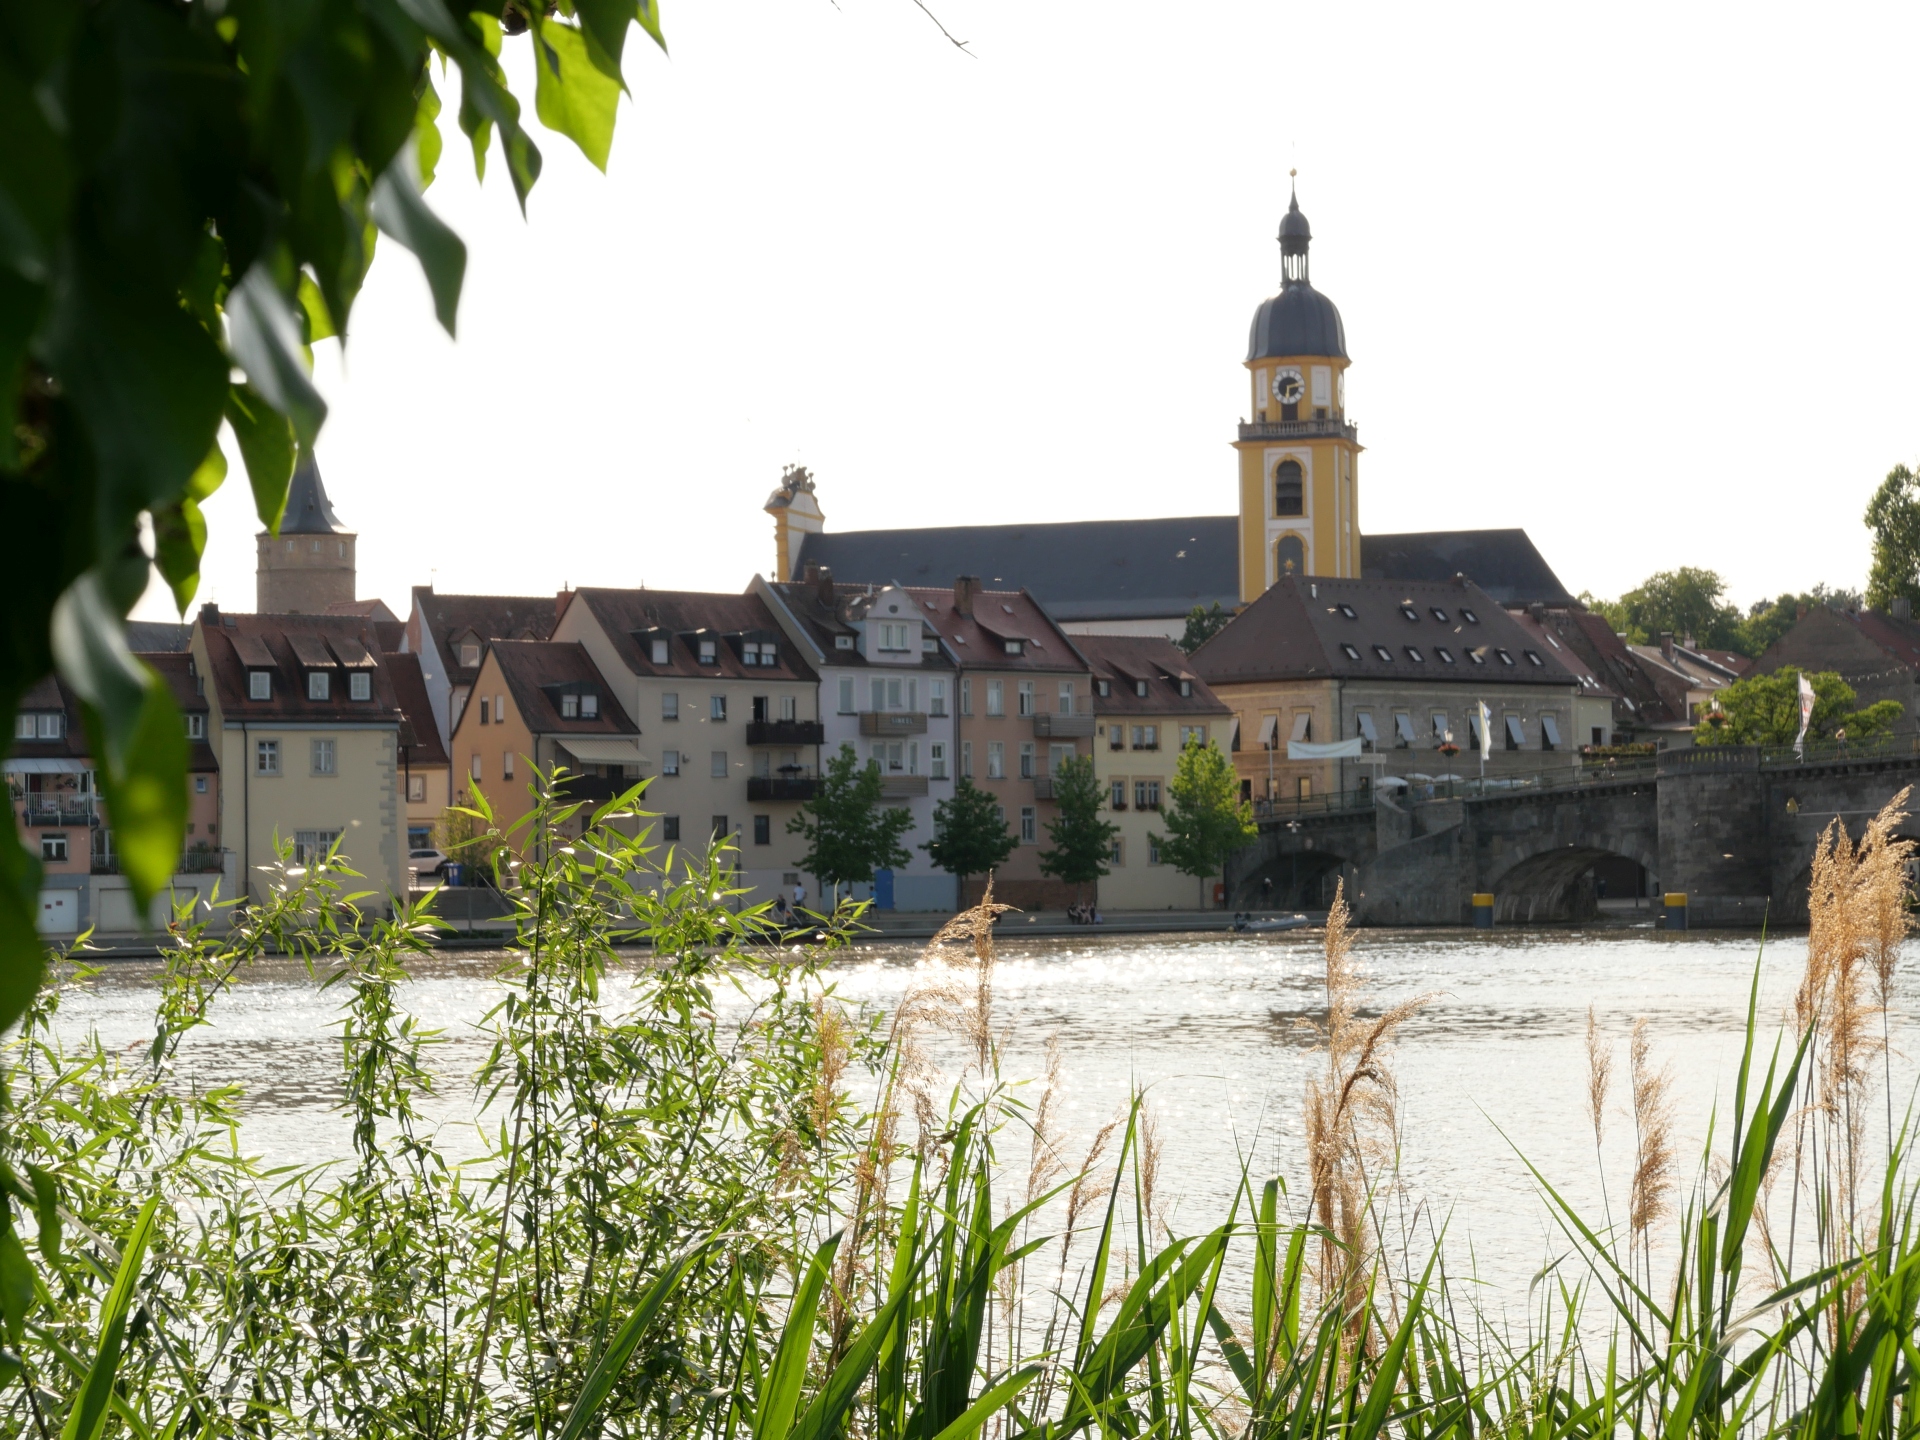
[138, 1, 1920, 625]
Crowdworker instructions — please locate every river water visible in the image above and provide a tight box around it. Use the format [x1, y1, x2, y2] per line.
[45, 924, 1913, 1323]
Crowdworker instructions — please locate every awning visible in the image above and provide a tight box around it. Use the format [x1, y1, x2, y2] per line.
[2, 759, 90, 775]
[1355, 712, 1378, 744]
[1393, 712, 1417, 745]
[1505, 715, 1526, 747]
[557, 737, 649, 766]
[1289, 737, 1364, 760]
[1541, 715, 1562, 749]
[1256, 713, 1280, 748]
[1289, 711, 1312, 743]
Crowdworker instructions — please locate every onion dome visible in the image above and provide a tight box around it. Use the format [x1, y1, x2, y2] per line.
[1246, 178, 1348, 362]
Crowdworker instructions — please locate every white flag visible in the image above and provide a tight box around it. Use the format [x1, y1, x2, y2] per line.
[1477, 700, 1493, 760]
[1794, 672, 1816, 758]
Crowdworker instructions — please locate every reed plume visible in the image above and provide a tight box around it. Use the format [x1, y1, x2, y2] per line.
[1627, 1017, 1674, 1246]
[1586, 1005, 1616, 1237]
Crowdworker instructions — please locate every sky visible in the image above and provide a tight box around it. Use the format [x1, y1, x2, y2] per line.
[137, 1, 1920, 625]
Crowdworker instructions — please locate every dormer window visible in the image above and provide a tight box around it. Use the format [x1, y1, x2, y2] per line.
[835, 635, 855, 650]
[1134, 679, 1148, 697]
[1179, 679, 1192, 697]
[13, 713, 63, 740]
[350, 672, 371, 701]
[1003, 640, 1023, 656]
[742, 640, 778, 666]
[651, 638, 670, 664]
[699, 639, 717, 665]
[922, 638, 937, 653]
[581, 693, 598, 719]
[185, 714, 205, 739]
[458, 642, 481, 667]
[249, 672, 271, 701]
[562, 694, 579, 718]
[1096, 679, 1110, 697]
[308, 671, 331, 701]
[877, 622, 910, 652]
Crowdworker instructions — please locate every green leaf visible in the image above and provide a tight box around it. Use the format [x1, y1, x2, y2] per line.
[755, 1231, 841, 1440]
[533, 21, 621, 171]
[226, 265, 328, 448]
[557, 1234, 714, 1440]
[926, 1366, 1043, 1440]
[0, 269, 46, 470]
[60, 1195, 159, 1440]
[371, 143, 468, 336]
[573, 0, 636, 82]
[0, 824, 45, 1038]
[224, 384, 296, 535]
[636, 0, 667, 53]
[28, 1166, 59, 1263]
[52, 574, 187, 910]
[150, 445, 225, 613]
[0, 1220, 31, 1349]
[296, 273, 336, 344]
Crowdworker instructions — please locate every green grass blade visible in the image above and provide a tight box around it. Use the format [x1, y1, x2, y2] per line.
[61, 1195, 159, 1440]
[559, 1233, 718, 1440]
[755, 1231, 843, 1440]
[927, 1365, 1043, 1440]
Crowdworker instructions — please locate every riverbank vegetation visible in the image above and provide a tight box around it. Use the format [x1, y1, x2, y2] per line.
[2, 778, 1920, 1436]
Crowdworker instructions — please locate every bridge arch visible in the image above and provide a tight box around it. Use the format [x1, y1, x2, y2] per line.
[1489, 843, 1656, 923]
[1235, 847, 1350, 909]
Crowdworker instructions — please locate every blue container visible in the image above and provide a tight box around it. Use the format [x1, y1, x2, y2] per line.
[443, 862, 465, 888]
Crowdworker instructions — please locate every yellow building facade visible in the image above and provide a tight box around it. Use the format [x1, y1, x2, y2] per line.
[1236, 183, 1361, 601]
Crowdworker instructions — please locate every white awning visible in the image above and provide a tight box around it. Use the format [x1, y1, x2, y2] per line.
[1256, 713, 1280, 747]
[1290, 737, 1364, 760]
[1541, 715, 1562, 749]
[2, 759, 90, 775]
[1393, 712, 1417, 744]
[1505, 715, 1526, 747]
[1289, 711, 1312, 743]
[557, 737, 649, 766]
[1355, 712, 1378, 744]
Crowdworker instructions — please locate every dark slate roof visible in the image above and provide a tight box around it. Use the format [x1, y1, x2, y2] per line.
[569, 589, 819, 682]
[278, 455, 347, 535]
[794, 517, 1240, 623]
[125, 621, 191, 652]
[1247, 284, 1348, 362]
[410, 587, 559, 689]
[1191, 575, 1579, 687]
[485, 641, 639, 736]
[1360, 529, 1576, 607]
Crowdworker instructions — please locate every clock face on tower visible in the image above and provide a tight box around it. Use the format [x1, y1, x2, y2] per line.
[1271, 367, 1305, 405]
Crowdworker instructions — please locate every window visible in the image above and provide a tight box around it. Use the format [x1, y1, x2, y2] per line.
[1467, 648, 1487, 666]
[838, 677, 855, 714]
[195, 776, 208, 794]
[961, 741, 973, 778]
[1148, 836, 1162, 865]
[698, 639, 717, 665]
[1355, 712, 1378, 751]
[249, 671, 271, 701]
[1182, 724, 1208, 748]
[1430, 607, 1449, 622]
[471, 754, 482, 780]
[1003, 640, 1024, 657]
[1505, 715, 1526, 750]
[256, 739, 280, 774]
[1371, 645, 1392, 662]
[1096, 679, 1110, 698]
[1290, 712, 1312, 744]
[1337, 604, 1357, 619]
[10, 715, 28, 739]
[1405, 646, 1424, 663]
[1542, 715, 1562, 750]
[581, 694, 598, 718]
[311, 738, 336, 775]
[710, 695, 727, 721]
[1460, 608, 1480, 624]
[1134, 679, 1149, 698]
[878, 622, 909, 651]
[1019, 742, 1035, 779]
[869, 677, 885, 712]
[930, 680, 947, 716]
[662, 692, 679, 720]
[753, 815, 771, 845]
[1110, 778, 1127, 809]
[960, 678, 973, 715]
[307, 671, 331, 701]
[407, 774, 426, 802]
[987, 741, 1004, 779]
[1430, 711, 1448, 741]
[494, 693, 504, 719]
[835, 635, 855, 651]
[987, 681, 1004, 717]
[710, 750, 728, 778]
[1274, 458, 1303, 516]
[930, 742, 948, 779]
[459, 642, 482, 668]
[1108, 723, 1123, 751]
[1523, 649, 1545, 667]
[41, 834, 66, 862]
[350, 671, 371, 701]
[1400, 605, 1420, 622]
[662, 749, 680, 776]
[1297, 776, 1312, 801]
[651, 638, 670, 664]
[478, 698, 490, 725]
[1393, 712, 1417, 747]
[1340, 643, 1362, 661]
[186, 713, 205, 739]
[662, 816, 681, 842]
[1179, 679, 1193, 697]
[743, 640, 776, 666]
[1134, 779, 1161, 810]
[1495, 648, 1515, 666]
[755, 750, 772, 779]
[1019, 806, 1036, 843]
[562, 694, 579, 718]
[1435, 646, 1456, 664]
[503, 751, 514, 780]
[711, 816, 730, 842]
[1467, 712, 1483, 751]
[294, 830, 341, 866]
[1017, 680, 1034, 716]
[779, 695, 796, 721]
[1133, 724, 1158, 750]
[1058, 682, 1074, 715]
[1110, 837, 1125, 865]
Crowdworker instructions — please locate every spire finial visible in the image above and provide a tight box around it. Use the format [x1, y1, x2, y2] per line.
[1278, 176, 1312, 284]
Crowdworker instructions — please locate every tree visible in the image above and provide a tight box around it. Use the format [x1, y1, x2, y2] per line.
[1588, 568, 1745, 653]
[1036, 754, 1118, 902]
[787, 744, 914, 902]
[0, 0, 666, 1026]
[1152, 737, 1256, 905]
[922, 778, 1017, 889]
[1180, 602, 1231, 654]
[1738, 585, 1863, 657]
[1695, 668, 1903, 746]
[1866, 463, 1920, 614]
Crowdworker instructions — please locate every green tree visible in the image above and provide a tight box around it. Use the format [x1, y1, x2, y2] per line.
[1036, 754, 1118, 902]
[1738, 584, 1863, 656]
[1695, 668, 1903, 746]
[1597, 567, 1745, 652]
[1180, 602, 1231, 654]
[1866, 463, 1920, 613]
[0, 0, 664, 1026]
[922, 777, 1017, 889]
[1152, 737, 1256, 905]
[787, 744, 914, 901]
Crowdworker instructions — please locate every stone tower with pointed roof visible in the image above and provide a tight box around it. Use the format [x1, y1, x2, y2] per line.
[256, 456, 356, 613]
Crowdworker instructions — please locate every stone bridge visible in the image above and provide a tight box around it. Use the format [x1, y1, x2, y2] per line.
[1223, 744, 1920, 926]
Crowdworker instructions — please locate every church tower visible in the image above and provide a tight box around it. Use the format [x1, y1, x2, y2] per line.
[1235, 179, 1361, 600]
[256, 455, 356, 613]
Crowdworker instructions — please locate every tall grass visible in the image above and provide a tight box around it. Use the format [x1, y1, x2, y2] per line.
[0, 774, 1918, 1436]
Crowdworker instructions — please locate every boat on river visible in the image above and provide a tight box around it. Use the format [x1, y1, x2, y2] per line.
[1229, 913, 1309, 934]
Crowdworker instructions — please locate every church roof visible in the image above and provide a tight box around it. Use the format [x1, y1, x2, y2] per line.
[1247, 284, 1348, 362]
[1360, 529, 1576, 607]
[793, 518, 1240, 623]
[277, 455, 347, 535]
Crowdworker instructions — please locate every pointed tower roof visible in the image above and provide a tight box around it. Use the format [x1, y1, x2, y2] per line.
[276, 455, 348, 535]
[1246, 174, 1347, 362]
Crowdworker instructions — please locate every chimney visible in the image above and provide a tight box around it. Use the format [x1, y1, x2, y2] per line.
[1895, 597, 1913, 622]
[1659, 630, 1675, 660]
[954, 575, 979, 616]
[815, 564, 835, 607]
[1527, 601, 1546, 622]
[198, 602, 220, 627]
[1795, 603, 1808, 620]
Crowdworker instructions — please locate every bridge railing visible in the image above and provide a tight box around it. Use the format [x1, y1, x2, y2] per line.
[1253, 789, 1378, 823]
[1757, 732, 1920, 769]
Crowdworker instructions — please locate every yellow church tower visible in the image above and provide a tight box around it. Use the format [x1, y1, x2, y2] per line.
[1235, 178, 1360, 601]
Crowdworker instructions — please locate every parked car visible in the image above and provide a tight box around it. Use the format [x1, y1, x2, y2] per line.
[408, 848, 448, 881]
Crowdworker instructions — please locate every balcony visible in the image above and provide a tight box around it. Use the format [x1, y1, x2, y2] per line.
[859, 711, 928, 737]
[19, 795, 97, 826]
[746, 719, 824, 747]
[1032, 713, 1095, 738]
[748, 776, 820, 802]
[1032, 777, 1055, 800]
[1236, 416, 1359, 443]
[879, 775, 929, 798]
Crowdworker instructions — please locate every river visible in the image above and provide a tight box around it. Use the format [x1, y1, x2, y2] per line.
[43, 923, 1909, 1323]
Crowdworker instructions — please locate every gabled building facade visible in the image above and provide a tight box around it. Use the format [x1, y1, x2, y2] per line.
[403, 587, 559, 749]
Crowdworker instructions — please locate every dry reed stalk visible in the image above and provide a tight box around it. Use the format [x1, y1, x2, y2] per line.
[1627, 1017, 1675, 1244]
[1027, 1033, 1067, 1205]
[1585, 1005, 1612, 1151]
[1859, 787, 1916, 1010]
[1138, 1100, 1165, 1241]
